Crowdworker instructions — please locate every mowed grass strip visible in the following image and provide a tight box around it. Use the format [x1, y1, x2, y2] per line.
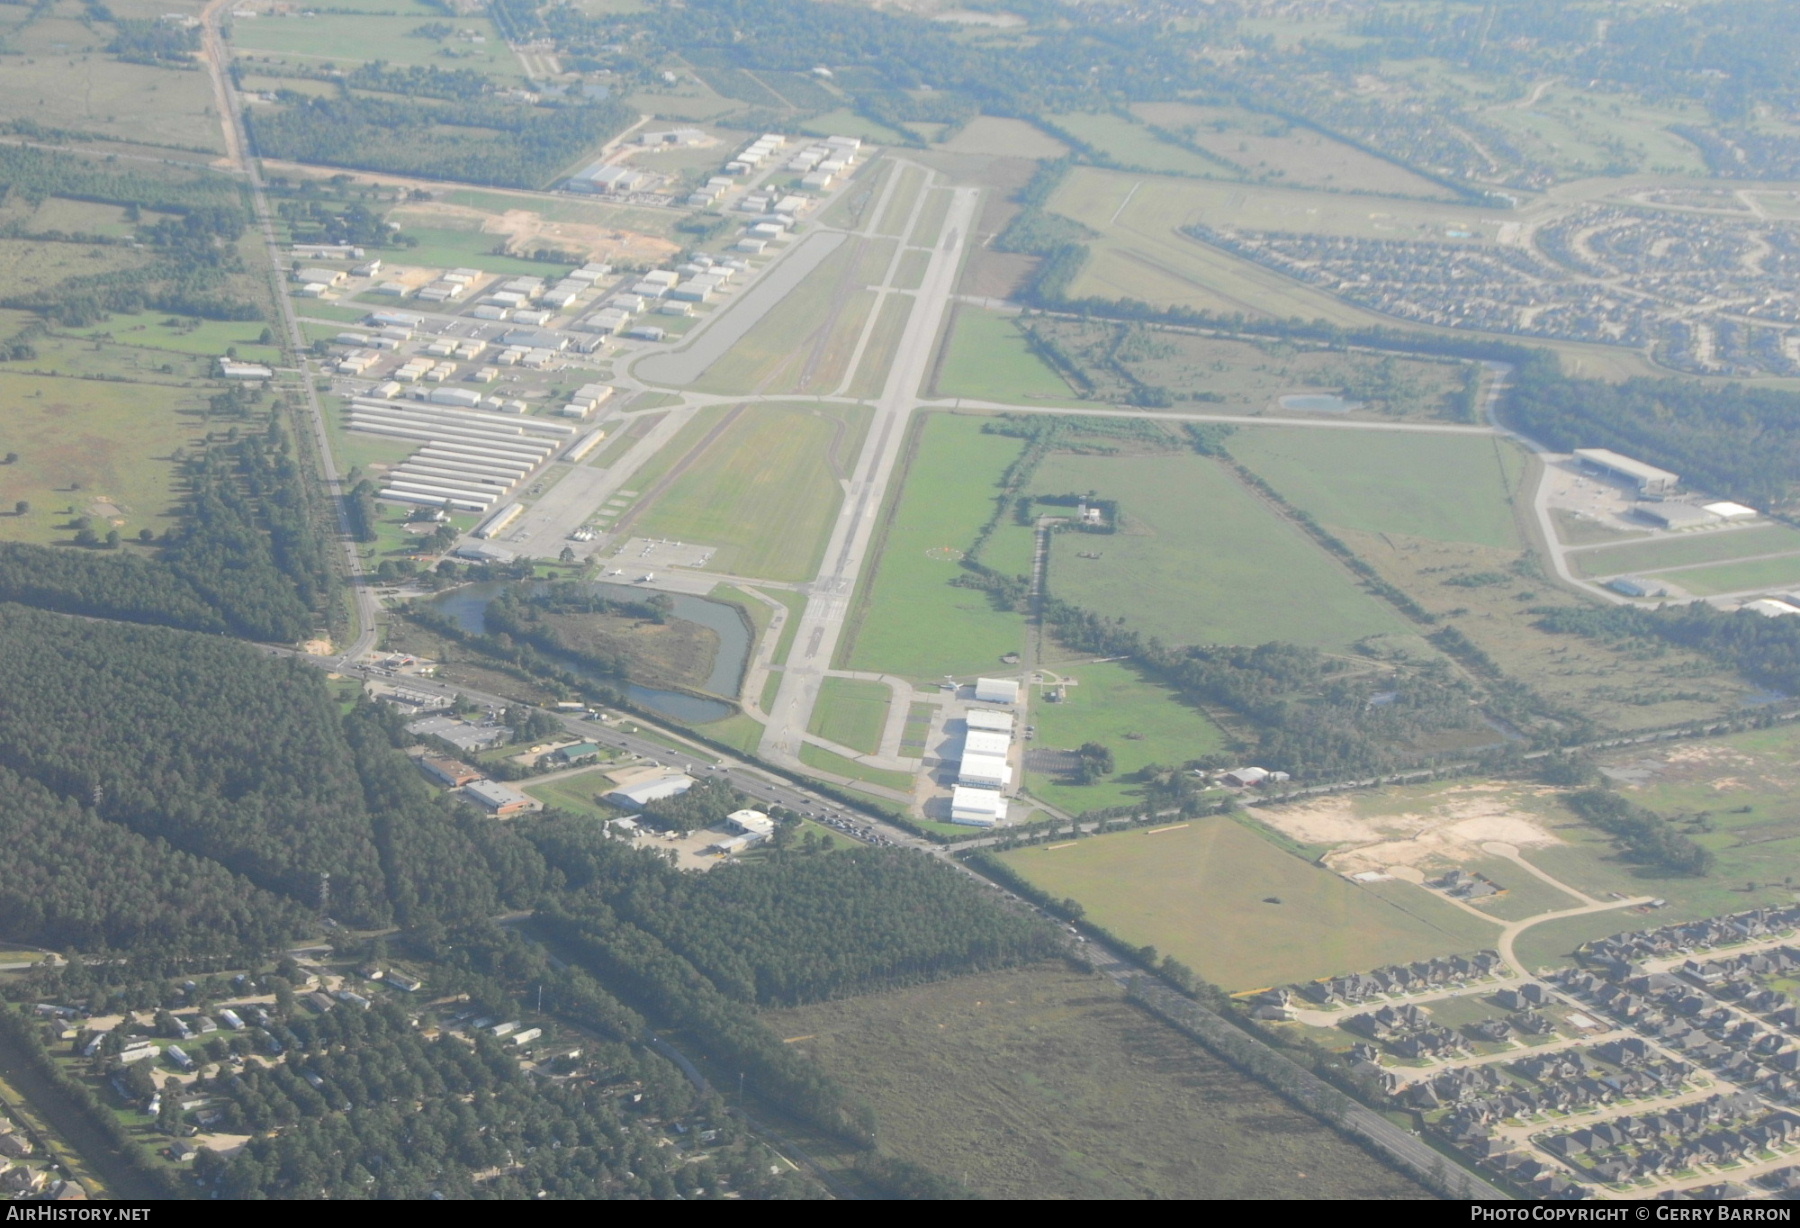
[797, 742, 915, 792]
[763, 963, 1430, 1200]
[0, 371, 201, 545]
[1000, 815, 1498, 990]
[1022, 659, 1225, 814]
[846, 293, 913, 399]
[632, 403, 867, 582]
[1573, 523, 1800, 578]
[690, 241, 857, 395]
[1649, 554, 1800, 596]
[1038, 450, 1407, 650]
[808, 676, 891, 754]
[934, 307, 1080, 402]
[1228, 427, 1526, 548]
[842, 413, 1026, 679]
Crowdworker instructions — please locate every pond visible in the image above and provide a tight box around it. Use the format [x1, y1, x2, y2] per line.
[431, 581, 750, 724]
[1277, 393, 1364, 414]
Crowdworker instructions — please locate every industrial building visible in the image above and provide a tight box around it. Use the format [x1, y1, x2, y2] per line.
[965, 709, 1015, 733]
[460, 779, 541, 817]
[1633, 502, 1724, 531]
[1574, 448, 1679, 494]
[567, 162, 647, 194]
[605, 774, 696, 808]
[958, 752, 1011, 789]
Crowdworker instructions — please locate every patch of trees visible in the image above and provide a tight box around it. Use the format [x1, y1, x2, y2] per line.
[1504, 352, 1800, 508]
[636, 776, 744, 833]
[107, 18, 199, 64]
[0, 144, 240, 213]
[276, 198, 397, 249]
[182, 999, 818, 1199]
[0, 767, 309, 956]
[1536, 601, 1800, 698]
[1563, 788, 1715, 876]
[246, 95, 634, 189]
[345, 60, 495, 102]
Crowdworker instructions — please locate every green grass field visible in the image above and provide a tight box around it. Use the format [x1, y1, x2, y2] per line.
[0, 370, 204, 545]
[631, 402, 866, 582]
[875, 164, 927, 238]
[797, 742, 915, 792]
[1573, 524, 1800, 578]
[698, 712, 764, 754]
[798, 109, 908, 145]
[61, 313, 283, 366]
[907, 188, 952, 249]
[842, 413, 1027, 680]
[764, 962, 1428, 1200]
[934, 308, 1079, 402]
[381, 223, 579, 279]
[688, 241, 864, 396]
[1001, 815, 1498, 990]
[1229, 428, 1527, 548]
[847, 292, 913, 399]
[1023, 659, 1227, 814]
[230, 13, 518, 77]
[1651, 554, 1800, 596]
[0, 54, 224, 152]
[808, 676, 891, 754]
[522, 766, 626, 820]
[1050, 111, 1228, 177]
[437, 190, 680, 240]
[1037, 450, 1408, 650]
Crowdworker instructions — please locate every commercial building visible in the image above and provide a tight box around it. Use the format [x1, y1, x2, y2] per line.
[568, 163, 647, 194]
[460, 779, 541, 817]
[218, 359, 273, 380]
[418, 756, 482, 788]
[964, 709, 1015, 734]
[962, 728, 1011, 758]
[726, 810, 774, 841]
[1634, 502, 1721, 531]
[1574, 448, 1679, 494]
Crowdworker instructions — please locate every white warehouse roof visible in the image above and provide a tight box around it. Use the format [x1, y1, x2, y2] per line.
[962, 729, 1011, 758]
[964, 709, 1015, 733]
[950, 786, 1005, 826]
[974, 677, 1020, 704]
[605, 775, 696, 808]
[958, 752, 1011, 788]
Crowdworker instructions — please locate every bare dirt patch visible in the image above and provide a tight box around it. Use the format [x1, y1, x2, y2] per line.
[1259, 785, 1563, 879]
[391, 200, 679, 265]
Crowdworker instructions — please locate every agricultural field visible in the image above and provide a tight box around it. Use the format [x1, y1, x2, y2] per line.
[1571, 524, 1800, 579]
[1022, 658, 1228, 814]
[934, 308, 1080, 402]
[1037, 450, 1408, 651]
[1000, 816, 1498, 990]
[807, 676, 891, 755]
[0, 369, 204, 545]
[764, 962, 1428, 1200]
[1228, 428, 1527, 549]
[630, 402, 868, 582]
[840, 413, 1026, 680]
[1131, 102, 1457, 198]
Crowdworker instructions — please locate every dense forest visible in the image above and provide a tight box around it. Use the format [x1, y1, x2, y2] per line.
[1505, 353, 1800, 508]
[247, 95, 634, 189]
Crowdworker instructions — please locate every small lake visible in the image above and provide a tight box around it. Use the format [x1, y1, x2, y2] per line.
[431, 581, 748, 724]
[1278, 393, 1364, 414]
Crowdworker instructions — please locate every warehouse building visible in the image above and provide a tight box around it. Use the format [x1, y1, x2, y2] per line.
[950, 785, 1006, 827]
[1574, 448, 1679, 494]
[965, 709, 1015, 734]
[460, 780, 541, 817]
[1633, 502, 1722, 531]
[958, 751, 1011, 789]
[605, 774, 696, 808]
[567, 163, 647, 195]
[974, 677, 1020, 705]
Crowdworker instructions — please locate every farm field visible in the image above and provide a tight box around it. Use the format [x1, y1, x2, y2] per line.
[1037, 450, 1408, 651]
[1571, 524, 1800, 579]
[807, 676, 891, 755]
[841, 413, 1026, 680]
[1022, 658, 1228, 814]
[934, 308, 1080, 402]
[1649, 554, 1800, 596]
[630, 402, 867, 582]
[1048, 112, 1225, 178]
[0, 370, 203, 545]
[764, 962, 1428, 1200]
[1228, 428, 1527, 548]
[1335, 524, 1747, 732]
[1000, 816, 1498, 990]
